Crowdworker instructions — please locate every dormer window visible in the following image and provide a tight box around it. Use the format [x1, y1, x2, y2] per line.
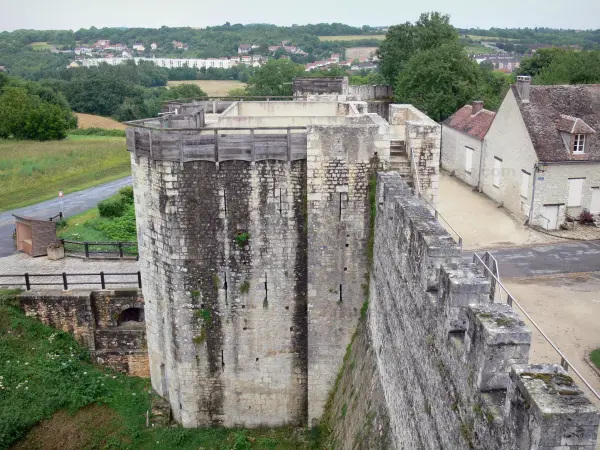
[573, 134, 585, 154]
[555, 114, 595, 155]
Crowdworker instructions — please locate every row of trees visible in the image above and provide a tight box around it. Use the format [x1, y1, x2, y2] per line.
[0, 73, 76, 140]
[518, 47, 600, 85]
[376, 13, 511, 121]
[457, 27, 600, 48]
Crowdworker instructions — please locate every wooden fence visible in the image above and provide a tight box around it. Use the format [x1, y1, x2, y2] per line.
[126, 127, 308, 164]
[61, 240, 138, 259]
[0, 271, 142, 290]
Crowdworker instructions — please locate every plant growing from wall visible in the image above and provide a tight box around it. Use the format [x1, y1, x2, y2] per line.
[239, 281, 250, 294]
[235, 231, 250, 248]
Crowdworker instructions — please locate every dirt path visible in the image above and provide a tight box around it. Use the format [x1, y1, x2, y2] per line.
[504, 273, 600, 410]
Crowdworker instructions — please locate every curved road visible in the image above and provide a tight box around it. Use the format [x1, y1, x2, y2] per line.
[0, 177, 132, 258]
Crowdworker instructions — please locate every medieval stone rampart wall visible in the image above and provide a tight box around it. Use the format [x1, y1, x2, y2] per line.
[326, 171, 599, 449]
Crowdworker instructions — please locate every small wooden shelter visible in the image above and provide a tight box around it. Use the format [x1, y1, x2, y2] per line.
[13, 215, 57, 257]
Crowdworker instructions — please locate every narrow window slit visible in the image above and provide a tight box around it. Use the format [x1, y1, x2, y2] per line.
[339, 284, 343, 302]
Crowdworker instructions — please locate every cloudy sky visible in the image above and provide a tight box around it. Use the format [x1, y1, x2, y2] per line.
[0, 0, 598, 31]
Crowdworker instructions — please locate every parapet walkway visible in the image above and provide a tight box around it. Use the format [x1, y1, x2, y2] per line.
[0, 253, 139, 290]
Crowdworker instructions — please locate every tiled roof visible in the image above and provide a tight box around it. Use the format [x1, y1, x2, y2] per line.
[555, 114, 596, 134]
[442, 104, 496, 141]
[512, 84, 600, 162]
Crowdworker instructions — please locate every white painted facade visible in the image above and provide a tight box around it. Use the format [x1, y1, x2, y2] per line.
[482, 88, 600, 229]
[441, 125, 484, 187]
[78, 56, 262, 69]
[481, 89, 538, 221]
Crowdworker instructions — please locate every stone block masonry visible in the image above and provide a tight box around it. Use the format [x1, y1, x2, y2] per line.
[127, 99, 444, 430]
[133, 156, 309, 428]
[306, 124, 379, 422]
[131, 124, 384, 427]
[19, 289, 148, 377]
[323, 171, 598, 449]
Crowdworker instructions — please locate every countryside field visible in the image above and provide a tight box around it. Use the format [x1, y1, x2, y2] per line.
[29, 41, 53, 50]
[167, 80, 246, 96]
[464, 45, 494, 54]
[318, 35, 386, 41]
[0, 135, 130, 211]
[75, 113, 127, 130]
[466, 34, 517, 41]
[346, 46, 378, 60]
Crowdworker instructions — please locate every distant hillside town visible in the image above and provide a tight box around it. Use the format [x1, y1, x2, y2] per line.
[67, 38, 381, 72]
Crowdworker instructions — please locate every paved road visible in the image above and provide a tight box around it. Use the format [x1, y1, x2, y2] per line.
[468, 240, 600, 278]
[0, 177, 132, 258]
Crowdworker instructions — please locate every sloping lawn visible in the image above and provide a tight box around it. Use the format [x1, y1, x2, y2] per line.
[0, 135, 131, 212]
[0, 290, 318, 449]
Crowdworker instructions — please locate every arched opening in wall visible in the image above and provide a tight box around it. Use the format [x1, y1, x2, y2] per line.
[117, 307, 145, 327]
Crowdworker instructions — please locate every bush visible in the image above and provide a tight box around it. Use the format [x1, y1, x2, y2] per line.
[23, 103, 69, 141]
[118, 186, 134, 203]
[69, 127, 126, 137]
[579, 208, 595, 224]
[98, 195, 126, 218]
[90, 206, 137, 241]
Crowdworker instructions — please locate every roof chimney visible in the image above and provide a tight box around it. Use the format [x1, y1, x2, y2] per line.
[516, 75, 531, 102]
[471, 101, 484, 115]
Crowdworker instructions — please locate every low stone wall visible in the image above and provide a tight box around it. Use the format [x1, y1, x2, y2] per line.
[326, 171, 599, 449]
[19, 289, 148, 377]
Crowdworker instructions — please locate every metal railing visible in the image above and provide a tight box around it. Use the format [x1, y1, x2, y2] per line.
[61, 239, 138, 259]
[472, 251, 600, 403]
[408, 148, 463, 249]
[0, 271, 142, 290]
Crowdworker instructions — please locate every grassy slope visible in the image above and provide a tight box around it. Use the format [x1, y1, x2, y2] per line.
[0, 135, 131, 212]
[591, 348, 600, 369]
[0, 290, 318, 450]
[57, 207, 110, 242]
[57, 191, 137, 243]
[318, 35, 385, 41]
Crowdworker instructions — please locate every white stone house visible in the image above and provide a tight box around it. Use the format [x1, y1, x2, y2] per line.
[441, 101, 496, 187]
[481, 76, 600, 230]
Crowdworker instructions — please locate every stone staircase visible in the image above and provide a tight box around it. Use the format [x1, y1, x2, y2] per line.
[389, 140, 414, 188]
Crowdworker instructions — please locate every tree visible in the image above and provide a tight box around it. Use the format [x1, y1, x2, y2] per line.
[245, 59, 305, 96]
[0, 87, 35, 138]
[477, 64, 511, 111]
[534, 50, 600, 85]
[394, 43, 480, 121]
[377, 12, 457, 84]
[160, 83, 207, 101]
[23, 102, 69, 140]
[517, 47, 567, 77]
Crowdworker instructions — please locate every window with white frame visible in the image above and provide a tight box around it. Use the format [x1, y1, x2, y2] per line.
[493, 157, 502, 188]
[573, 134, 585, 154]
[465, 147, 473, 173]
[521, 170, 530, 198]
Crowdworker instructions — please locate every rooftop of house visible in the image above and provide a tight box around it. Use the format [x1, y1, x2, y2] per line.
[512, 83, 600, 162]
[442, 102, 496, 141]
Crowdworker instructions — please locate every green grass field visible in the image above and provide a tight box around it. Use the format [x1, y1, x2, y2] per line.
[318, 35, 385, 41]
[28, 41, 53, 50]
[0, 135, 131, 212]
[464, 45, 493, 54]
[466, 34, 517, 42]
[0, 290, 319, 449]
